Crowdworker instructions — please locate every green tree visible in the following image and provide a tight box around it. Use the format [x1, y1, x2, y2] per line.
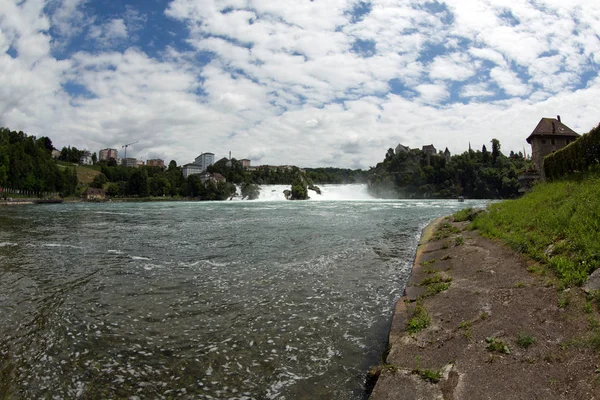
[491, 139, 501, 164]
[90, 173, 108, 188]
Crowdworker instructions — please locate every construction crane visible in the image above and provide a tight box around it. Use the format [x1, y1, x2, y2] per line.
[121, 141, 139, 159]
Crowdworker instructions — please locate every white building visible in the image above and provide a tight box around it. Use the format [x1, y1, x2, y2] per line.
[194, 152, 215, 172]
[183, 163, 204, 178]
[80, 155, 93, 165]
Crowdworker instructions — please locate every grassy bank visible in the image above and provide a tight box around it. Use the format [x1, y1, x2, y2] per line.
[471, 172, 600, 287]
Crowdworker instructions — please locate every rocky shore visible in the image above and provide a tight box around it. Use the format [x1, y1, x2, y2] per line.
[370, 216, 600, 399]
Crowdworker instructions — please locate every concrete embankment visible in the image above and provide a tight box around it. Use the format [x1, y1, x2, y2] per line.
[370, 216, 600, 399]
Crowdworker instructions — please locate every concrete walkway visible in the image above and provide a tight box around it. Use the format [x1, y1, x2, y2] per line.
[370, 217, 600, 399]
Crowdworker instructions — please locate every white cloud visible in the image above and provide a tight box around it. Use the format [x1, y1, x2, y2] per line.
[429, 53, 477, 81]
[416, 83, 449, 104]
[1, 0, 600, 170]
[460, 82, 495, 98]
[490, 67, 530, 96]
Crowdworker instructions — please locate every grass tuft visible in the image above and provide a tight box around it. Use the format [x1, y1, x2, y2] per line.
[406, 302, 430, 334]
[516, 333, 536, 349]
[486, 337, 510, 354]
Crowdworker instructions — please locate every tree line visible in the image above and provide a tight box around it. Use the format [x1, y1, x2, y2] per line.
[366, 140, 530, 199]
[0, 128, 77, 197]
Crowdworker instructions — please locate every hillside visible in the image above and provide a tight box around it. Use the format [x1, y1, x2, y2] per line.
[472, 171, 600, 287]
[57, 161, 102, 185]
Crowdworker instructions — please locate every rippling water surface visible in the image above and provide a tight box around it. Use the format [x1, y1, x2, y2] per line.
[0, 192, 486, 399]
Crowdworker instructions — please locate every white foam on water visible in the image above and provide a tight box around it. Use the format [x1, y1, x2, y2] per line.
[248, 184, 376, 202]
[42, 243, 84, 249]
[0, 242, 17, 247]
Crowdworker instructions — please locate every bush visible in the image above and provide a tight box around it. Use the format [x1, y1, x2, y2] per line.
[544, 123, 600, 179]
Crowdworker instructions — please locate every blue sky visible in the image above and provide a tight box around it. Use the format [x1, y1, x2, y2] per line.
[1, 0, 600, 168]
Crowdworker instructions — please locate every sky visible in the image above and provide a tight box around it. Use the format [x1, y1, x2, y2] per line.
[1, 0, 600, 169]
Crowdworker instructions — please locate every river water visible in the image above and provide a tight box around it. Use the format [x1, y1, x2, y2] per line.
[0, 185, 487, 399]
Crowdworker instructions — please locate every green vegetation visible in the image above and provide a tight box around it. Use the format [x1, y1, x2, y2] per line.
[406, 302, 430, 333]
[458, 320, 473, 339]
[432, 222, 460, 241]
[544, 123, 600, 180]
[412, 368, 442, 383]
[472, 172, 600, 287]
[453, 207, 473, 222]
[423, 282, 451, 297]
[0, 128, 77, 197]
[241, 183, 260, 200]
[516, 333, 536, 349]
[368, 139, 529, 199]
[486, 337, 510, 354]
[454, 236, 465, 246]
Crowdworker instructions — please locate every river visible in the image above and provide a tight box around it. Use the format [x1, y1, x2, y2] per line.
[0, 185, 487, 399]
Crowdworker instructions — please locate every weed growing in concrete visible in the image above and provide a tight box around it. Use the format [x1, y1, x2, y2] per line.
[413, 368, 442, 383]
[514, 282, 526, 288]
[420, 272, 452, 286]
[486, 337, 510, 354]
[516, 333, 536, 349]
[420, 258, 436, 266]
[424, 282, 451, 297]
[585, 302, 593, 313]
[406, 302, 430, 334]
[455, 236, 464, 246]
[433, 223, 460, 241]
[441, 255, 452, 261]
[458, 320, 472, 339]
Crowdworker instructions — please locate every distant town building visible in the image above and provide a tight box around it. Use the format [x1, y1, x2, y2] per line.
[147, 159, 165, 168]
[199, 171, 226, 184]
[182, 163, 204, 178]
[444, 147, 451, 162]
[80, 154, 93, 165]
[395, 144, 409, 154]
[99, 148, 118, 161]
[422, 144, 437, 156]
[526, 115, 579, 174]
[122, 158, 137, 168]
[136, 160, 145, 167]
[51, 149, 61, 159]
[82, 187, 105, 201]
[240, 159, 251, 168]
[194, 153, 215, 172]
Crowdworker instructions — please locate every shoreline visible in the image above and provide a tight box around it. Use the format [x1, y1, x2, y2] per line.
[369, 215, 600, 399]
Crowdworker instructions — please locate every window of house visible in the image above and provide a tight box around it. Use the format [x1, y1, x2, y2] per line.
[566, 140, 570, 145]
[551, 139, 555, 145]
[541, 139, 546, 144]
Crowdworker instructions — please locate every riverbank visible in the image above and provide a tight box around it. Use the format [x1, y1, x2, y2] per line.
[370, 215, 600, 399]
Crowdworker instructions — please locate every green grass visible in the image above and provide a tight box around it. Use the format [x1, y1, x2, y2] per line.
[471, 172, 600, 287]
[453, 207, 473, 222]
[516, 333, 536, 348]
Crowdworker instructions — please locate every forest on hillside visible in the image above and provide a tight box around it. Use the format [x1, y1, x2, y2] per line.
[0, 128, 77, 197]
[367, 140, 530, 199]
